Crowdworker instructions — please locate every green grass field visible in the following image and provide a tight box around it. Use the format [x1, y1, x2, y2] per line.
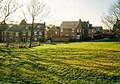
[0, 42, 120, 84]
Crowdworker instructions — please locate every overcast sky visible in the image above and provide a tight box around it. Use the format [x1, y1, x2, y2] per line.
[43, 0, 116, 28]
[13, 0, 116, 28]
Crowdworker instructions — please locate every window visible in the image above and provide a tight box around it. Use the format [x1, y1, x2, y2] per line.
[16, 32, 19, 36]
[9, 32, 13, 36]
[72, 28, 74, 32]
[72, 35, 75, 39]
[77, 29, 79, 33]
[22, 37, 26, 42]
[34, 38, 37, 41]
[88, 29, 91, 34]
[26, 26, 29, 29]
[92, 29, 94, 33]
[2, 31, 4, 35]
[34, 31, 37, 35]
[60, 28, 63, 32]
[27, 38, 30, 42]
[28, 32, 31, 36]
[3, 31, 7, 35]
[23, 32, 26, 36]
[55, 32, 57, 34]
[4, 38, 7, 41]
[15, 38, 18, 42]
[79, 29, 81, 32]
[76, 35, 80, 39]
[87, 24, 89, 27]
[66, 34, 69, 36]
[39, 32, 42, 35]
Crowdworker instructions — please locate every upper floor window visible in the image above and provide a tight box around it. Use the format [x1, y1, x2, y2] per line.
[26, 26, 29, 29]
[88, 29, 92, 34]
[9, 32, 13, 36]
[39, 32, 42, 35]
[92, 29, 95, 33]
[55, 32, 57, 34]
[34, 31, 37, 35]
[79, 29, 81, 32]
[2, 31, 4, 35]
[34, 37, 37, 41]
[72, 28, 74, 32]
[83, 29, 84, 34]
[66, 34, 69, 36]
[4, 32, 7, 35]
[16, 32, 19, 36]
[77, 29, 79, 33]
[27, 37, 30, 42]
[60, 28, 63, 32]
[23, 32, 26, 36]
[28, 32, 31, 36]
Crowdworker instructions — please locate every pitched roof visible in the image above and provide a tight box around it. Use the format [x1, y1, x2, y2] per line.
[0, 23, 10, 31]
[8, 24, 20, 32]
[60, 21, 79, 29]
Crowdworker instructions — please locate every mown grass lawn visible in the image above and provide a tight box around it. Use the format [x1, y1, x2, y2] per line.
[0, 42, 120, 84]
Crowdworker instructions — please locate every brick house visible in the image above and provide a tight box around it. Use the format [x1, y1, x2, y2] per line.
[47, 25, 60, 42]
[47, 19, 96, 42]
[47, 20, 83, 42]
[113, 19, 120, 39]
[81, 21, 95, 40]
[1, 20, 46, 43]
[92, 26, 103, 39]
[0, 23, 10, 42]
[103, 29, 112, 38]
[59, 19, 83, 42]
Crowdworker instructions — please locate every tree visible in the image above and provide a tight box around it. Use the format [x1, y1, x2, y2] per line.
[23, 0, 49, 48]
[0, 0, 19, 24]
[102, 0, 120, 30]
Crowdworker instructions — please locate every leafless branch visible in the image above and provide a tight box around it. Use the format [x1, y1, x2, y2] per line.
[101, 0, 120, 29]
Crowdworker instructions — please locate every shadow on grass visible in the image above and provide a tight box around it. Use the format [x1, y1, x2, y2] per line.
[0, 47, 120, 83]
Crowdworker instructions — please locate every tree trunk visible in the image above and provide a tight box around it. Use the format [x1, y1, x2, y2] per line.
[29, 16, 34, 48]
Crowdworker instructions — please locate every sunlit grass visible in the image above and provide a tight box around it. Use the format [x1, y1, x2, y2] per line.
[0, 42, 120, 83]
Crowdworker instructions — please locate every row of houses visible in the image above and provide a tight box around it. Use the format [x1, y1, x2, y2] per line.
[2, 19, 119, 43]
[0, 20, 46, 43]
[47, 19, 103, 42]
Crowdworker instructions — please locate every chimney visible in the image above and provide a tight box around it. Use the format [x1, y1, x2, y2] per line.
[79, 19, 81, 22]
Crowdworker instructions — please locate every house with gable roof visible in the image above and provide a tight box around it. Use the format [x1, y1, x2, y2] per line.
[47, 25, 60, 42]
[47, 19, 96, 42]
[81, 21, 94, 40]
[1, 19, 46, 43]
[59, 19, 83, 42]
[0, 23, 11, 42]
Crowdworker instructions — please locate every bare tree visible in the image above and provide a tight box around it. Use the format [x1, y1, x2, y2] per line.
[23, 0, 49, 48]
[102, 0, 120, 30]
[0, 0, 20, 48]
[0, 0, 19, 24]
